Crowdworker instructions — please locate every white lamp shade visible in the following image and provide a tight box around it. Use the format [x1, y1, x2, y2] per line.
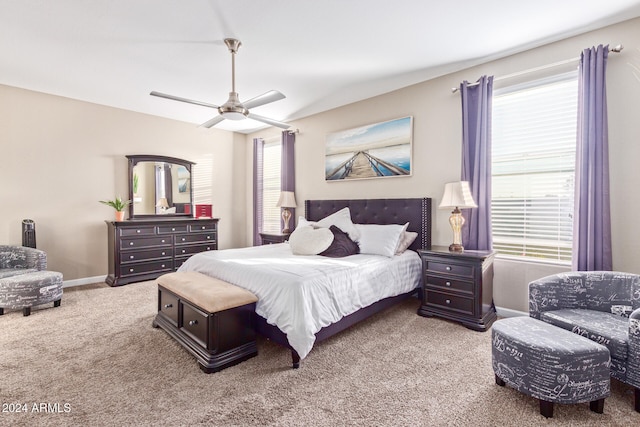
[156, 197, 169, 208]
[439, 181, 477, 209]
[276, 191, 297, 208]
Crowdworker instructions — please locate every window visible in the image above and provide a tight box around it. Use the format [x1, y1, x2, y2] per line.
[261, 141, 282, 234]
[491, 72, 578, 263]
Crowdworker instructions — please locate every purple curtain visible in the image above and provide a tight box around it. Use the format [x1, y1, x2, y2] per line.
[572, 45, 612, 271]
[252, 138, 264, 246]
[460, 76, 494, 251]
[281, 130, 296, 229]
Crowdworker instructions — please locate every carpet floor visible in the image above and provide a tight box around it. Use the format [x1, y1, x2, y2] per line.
[0, 280, 637, 426]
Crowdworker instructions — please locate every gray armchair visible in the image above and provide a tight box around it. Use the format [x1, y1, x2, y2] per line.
[529, 271, 640, 412]
[0, 245, 47, 279]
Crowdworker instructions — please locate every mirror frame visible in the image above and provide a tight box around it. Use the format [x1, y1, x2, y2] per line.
[126, 154, 196, 219]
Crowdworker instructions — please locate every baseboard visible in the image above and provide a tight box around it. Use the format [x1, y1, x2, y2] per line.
[62, 275, 105, 288]
[495, 306, 528, 318]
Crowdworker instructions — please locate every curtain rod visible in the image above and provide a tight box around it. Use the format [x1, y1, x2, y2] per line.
[451, 44, 623, 93]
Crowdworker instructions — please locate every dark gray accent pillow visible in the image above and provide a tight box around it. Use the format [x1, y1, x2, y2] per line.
[319, 225, 360, 258]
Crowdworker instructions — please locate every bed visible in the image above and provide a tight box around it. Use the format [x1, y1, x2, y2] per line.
[179, 197, 432, 368]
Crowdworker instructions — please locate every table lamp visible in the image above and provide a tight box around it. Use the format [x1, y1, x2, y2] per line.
[276, 191, 297, 233]
[439, 181, 477, 252]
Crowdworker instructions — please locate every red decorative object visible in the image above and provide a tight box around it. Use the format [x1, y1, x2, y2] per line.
[195, 204, 212, 218]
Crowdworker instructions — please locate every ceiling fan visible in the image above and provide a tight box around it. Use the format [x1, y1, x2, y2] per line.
[150, 38, 290, 129]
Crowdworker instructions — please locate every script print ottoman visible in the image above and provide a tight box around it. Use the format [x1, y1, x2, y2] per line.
[492, 316, 610, 418]
[0, 271, 63, 316]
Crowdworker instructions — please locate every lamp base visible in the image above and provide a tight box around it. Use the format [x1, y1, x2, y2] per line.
[282, 228, 291, 234]
[449, 243, 464, 253]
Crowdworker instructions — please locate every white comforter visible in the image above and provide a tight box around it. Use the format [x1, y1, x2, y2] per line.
[178, 243, 422, 359]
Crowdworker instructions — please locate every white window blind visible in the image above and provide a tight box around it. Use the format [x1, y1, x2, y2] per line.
[262, 141, 282, 234]
[491, 72, 578, 263]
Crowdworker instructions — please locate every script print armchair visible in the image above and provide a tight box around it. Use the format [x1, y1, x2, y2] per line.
[529, 271, 640, 412]
[0, 245, 47, 279]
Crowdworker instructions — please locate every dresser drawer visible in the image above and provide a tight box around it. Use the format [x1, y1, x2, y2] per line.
[121, 247, 173, 263]
[425, 289, 474, 316]
[426, 260, 474, 279]
[425, 275, 474, 295]
[119, 259, 173, 277]
[189, 223, 217, 233]
[157, 224, 189, 234]
[119, 226, 156, 237]
[181, 301, 210, 349]
[120, 236, 172, 250]
[175, 233, 216, 245]
[158, 287, 179, 326]
[175, 243, 216, 257]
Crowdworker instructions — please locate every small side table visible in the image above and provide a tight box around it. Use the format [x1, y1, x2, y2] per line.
[259, 232, 291, 245]
[417, 246, 496, 331]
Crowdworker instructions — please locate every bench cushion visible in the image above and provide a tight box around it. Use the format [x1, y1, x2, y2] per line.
[157, 272, 257, 313]
[540, 309, 629, 360]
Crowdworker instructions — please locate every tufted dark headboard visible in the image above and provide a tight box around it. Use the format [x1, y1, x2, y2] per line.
[305, 198, 432, 251]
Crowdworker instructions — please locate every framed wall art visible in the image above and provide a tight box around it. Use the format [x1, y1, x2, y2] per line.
[325, 116, 413, 181]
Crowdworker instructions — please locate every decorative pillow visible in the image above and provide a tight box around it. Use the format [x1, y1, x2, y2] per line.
[355, 223, 407, 257]
[319, 225, 360, 258]
[395, 231, 418, 255]
[289, 225, 334, 255]
[298, 207, 360, 241]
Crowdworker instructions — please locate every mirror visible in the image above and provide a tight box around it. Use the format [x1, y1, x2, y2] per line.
[126, 155, 195, 219]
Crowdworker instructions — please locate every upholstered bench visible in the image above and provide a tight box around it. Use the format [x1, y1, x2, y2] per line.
[492, 316, 610, 418]
[0, 270, 63, 316]
[152, 271, 258, 373]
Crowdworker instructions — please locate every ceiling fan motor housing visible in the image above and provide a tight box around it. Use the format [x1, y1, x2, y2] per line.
[218, 91, 249, 120]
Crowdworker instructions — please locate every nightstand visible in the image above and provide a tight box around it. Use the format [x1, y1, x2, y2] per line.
[259, 232, 291, 245]
[417, 246, 496, 331]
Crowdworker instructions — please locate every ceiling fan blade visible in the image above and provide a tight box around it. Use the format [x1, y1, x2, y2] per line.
[200, 115, 226, 129]
[150, 91, 219, 109]
[247, 113, 291, 129]
[243, 90, 286, 110]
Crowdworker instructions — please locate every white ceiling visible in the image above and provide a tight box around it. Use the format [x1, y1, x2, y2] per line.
[2, 0, 640, 133]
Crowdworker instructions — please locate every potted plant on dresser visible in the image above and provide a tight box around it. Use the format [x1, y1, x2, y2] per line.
[100, 197, 131, 221]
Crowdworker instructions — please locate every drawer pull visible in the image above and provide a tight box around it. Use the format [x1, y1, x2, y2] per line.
[206, 247, 211, 250]
[129, 255, 134, 259]
[171, 227, 176, 231]
[161, 252, 166, 256]
[445, 281, 451, 287]
[161, 239, 166, 243]
[446, 266, 452, 271]
[136, 229, 141, 233]
[182, 249, 186, 254]
[164, 303, 173, 309]
[129, 268, 134, 272]
[445, 299, 451, 304]
[207, 236, 211, 239]
[161, 264, 165, 268]
[201, 226, 206, 230]
[182, 238, 186, 242]
[188, 320, 198, 326]
[129, 242, 134, 246]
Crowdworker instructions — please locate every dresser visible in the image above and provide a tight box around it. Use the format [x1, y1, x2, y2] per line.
[417, 246, 496, 331]
[105, 218, 219, 286]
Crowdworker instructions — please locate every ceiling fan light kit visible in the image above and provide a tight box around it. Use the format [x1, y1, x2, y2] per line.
[150, 38, 290, 130]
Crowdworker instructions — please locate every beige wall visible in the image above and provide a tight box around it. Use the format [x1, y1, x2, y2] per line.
[247, 17, 640, 314]
[0, 85, 245, 284]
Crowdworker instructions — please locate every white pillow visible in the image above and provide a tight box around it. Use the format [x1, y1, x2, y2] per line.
[355, 223, 407, 257]
[297, 207, 360, 241]
[288, 225, 334, 255]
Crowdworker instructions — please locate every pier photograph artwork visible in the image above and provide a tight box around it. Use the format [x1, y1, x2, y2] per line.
[325, 116, 413, 181]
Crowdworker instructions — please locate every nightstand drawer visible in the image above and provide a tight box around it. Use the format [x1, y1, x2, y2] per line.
[181, 301, 209, 349]
[425, 275, 474, 294]
[425, 290, 474, 316]
[426, 261, 474, 278]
